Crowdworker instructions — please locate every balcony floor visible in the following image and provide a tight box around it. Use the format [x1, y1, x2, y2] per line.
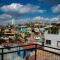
[29, 50, 60, 60]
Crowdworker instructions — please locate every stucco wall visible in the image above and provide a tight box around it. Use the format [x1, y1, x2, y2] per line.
[44, 31, 60, 48]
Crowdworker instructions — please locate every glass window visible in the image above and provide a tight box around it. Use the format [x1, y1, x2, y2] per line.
[46, 40, 51, 45]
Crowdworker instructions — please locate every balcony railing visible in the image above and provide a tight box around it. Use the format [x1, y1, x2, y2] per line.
[0, 44, 60, 60]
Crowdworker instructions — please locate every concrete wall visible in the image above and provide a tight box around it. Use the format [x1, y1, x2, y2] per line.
[44, 31, 60, 48]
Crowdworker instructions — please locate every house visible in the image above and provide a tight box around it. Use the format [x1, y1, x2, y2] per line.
[4, 28, 17, 40]
[44, 26, 60, 53]
[19, 26, 28, 33]
[19, 26, 32, 33]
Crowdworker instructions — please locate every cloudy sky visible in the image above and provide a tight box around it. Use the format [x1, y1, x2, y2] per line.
[0, 0, 60, 25]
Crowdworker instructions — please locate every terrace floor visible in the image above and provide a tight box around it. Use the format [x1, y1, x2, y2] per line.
[29, 50, 60, 60]
[0, 49, 60, 60]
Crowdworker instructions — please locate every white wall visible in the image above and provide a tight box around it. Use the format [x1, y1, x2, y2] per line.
[44, 31, 60, 48]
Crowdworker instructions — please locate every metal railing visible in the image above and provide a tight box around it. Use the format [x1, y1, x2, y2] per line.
[0, 44, 60, 60]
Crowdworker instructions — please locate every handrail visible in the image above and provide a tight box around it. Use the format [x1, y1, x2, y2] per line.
[0, 44, 60, 60]
[0, 44, 60, 50]
[0, 44, 36, 49]
[38, 44, 60, 50]
[0, 44, 60, 55]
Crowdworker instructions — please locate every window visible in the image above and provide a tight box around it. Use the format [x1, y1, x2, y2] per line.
[46, 40, 51, 45]
[57, 41, 60, 47]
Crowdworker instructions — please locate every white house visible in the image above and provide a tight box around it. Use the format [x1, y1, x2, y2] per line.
[44, 28, 60, 53]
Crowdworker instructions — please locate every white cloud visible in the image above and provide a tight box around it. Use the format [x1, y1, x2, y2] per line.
[0, 14, 12, 25]
[51, 17, 59, 21]
[0, 13, 60, 25]
[1, 20, 12, 25]
[0, 14, 31, 25]
[51, 15, 60, 22]
[0, 3, 46, 25]
[15, 19, 28, 24]
[52, 4, 60, 13]
[32, 16, 60, 23]
[0, 14, 12, 20]
[33, 16, 49, 22]
[0, 3, 46, 14]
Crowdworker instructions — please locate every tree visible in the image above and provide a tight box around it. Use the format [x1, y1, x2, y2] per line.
[0, 27, 4, 37]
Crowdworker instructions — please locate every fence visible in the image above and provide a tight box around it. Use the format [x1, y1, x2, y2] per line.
[0, 44, 60, 60]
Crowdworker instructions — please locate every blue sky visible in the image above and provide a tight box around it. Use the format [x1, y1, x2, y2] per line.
[0, 0, 60, 25]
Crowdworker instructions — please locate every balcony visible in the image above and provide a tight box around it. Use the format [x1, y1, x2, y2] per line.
[0, 44, 60, 60]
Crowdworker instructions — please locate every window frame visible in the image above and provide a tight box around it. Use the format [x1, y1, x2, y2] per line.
[57, 41, 60, 47]
[46, 40, 51, 45]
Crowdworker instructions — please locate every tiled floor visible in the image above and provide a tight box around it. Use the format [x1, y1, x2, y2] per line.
[29, 50, 60, 60]
[36, 50, 60, 60]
